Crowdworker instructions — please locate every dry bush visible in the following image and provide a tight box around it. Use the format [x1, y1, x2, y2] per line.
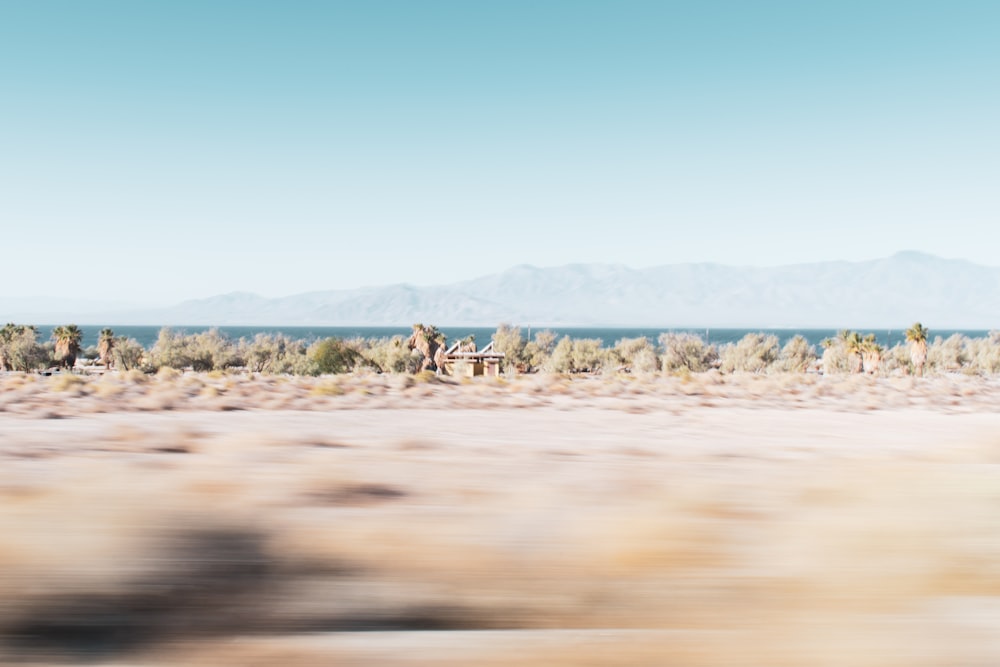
[310, 379, 345, 396]
[50, 373, 88, 393]
[927, 334, 969, 374]
[965, 332, 1000, 375]
[569, 338, 606, 373]
[820, 336, 852, 375]
[359, 336, 412, 374]
[111, 336, 146, 371]
[523, 330, 557, 371]
[544, 336, 574, 373]
[149, 328, 242, 372]
[491, 324, 525, 373]
[156, 367, 183, 381]
[0, 324, 48, 372]
[241, 333, 313, 375]
[718, 333, 779, 374]
[609, 337, 659, 374]
[659, 333, 717, 374]
[775, 334, 816, 373]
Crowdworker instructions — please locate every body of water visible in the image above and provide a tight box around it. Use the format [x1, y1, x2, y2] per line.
[31, 325, 996, 351]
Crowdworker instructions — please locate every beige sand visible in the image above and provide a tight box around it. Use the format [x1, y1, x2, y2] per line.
[1, 373, 999, 665]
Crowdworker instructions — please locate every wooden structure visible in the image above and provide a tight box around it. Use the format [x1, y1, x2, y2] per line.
[442, 340, 505, 377]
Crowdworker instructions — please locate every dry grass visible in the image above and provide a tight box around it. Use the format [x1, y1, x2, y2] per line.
[4, 371, 1000, 418]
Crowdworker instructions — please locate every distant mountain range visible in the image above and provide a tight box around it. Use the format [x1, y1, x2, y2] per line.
[5, 252, 1000, 328]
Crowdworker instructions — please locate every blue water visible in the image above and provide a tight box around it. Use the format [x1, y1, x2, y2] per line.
[31, 325, 994, 350]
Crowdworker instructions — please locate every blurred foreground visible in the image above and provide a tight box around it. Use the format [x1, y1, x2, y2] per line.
[1, 385, 999, 665]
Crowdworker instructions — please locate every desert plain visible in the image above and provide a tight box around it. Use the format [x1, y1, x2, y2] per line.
[1, 370, 1000, 666]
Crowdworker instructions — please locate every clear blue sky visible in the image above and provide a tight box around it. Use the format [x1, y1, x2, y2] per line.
[2, 1, 998, 304]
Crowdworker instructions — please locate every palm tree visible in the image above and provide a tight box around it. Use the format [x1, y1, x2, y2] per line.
[860, 334, 883, 375]
[840, 330, 864, 374]
[52, 324, 84, 370]
[906, 322, 929, 377]
[97, 328, 115, 369]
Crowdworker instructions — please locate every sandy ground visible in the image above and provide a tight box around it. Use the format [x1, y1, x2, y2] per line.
[2, 374, 1000, 665]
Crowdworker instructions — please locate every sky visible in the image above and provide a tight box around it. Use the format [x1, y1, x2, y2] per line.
[2, 1, 999, 304]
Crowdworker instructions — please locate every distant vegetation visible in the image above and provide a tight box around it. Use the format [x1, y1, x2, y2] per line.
[4, 321, 1000, 378]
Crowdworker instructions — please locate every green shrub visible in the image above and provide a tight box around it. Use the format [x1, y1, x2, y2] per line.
[310, 337, 362, 374]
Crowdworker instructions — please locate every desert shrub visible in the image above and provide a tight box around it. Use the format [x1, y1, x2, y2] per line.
[342, 337, 383, 372]
[282, 349, 320, 376]
[611, 337, 659, 374]
[880, 343, 913, 376]
[927, 334, 969, 374]
[539, 337, 607, 374]
[413, 369, 438, 384]
[570, 338, 605, 373]
[523, 330, 557, 371]
[191, 329, 242, 371]
[149, 329, 194, 371]
[311, 379, 345, 396]
[310, 337, 362, 374]
[967, 332, 1000, 375]
[357, 336, 412, 374]
[775, 335, 816, 373]
[149, 328, 241, 372]
[545, 336, 574, 373]
[51, 373, 87, 392]
[242, 334, 295, 374]
[718, 333, 779, 374]
[820, 336, 851, 374]
[111, 337, 146, 371]
[491, 324, 525, 373]
[258, 337, 315, 375]
[658, 333, 717, 373]
[156, 366, 183, 381]
[0, 324, 48, 372]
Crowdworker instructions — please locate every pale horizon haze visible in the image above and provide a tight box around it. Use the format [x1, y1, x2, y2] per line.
[2, 2, 998, 306]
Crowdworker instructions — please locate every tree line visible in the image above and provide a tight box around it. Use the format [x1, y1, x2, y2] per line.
[0, 321, 984, 378]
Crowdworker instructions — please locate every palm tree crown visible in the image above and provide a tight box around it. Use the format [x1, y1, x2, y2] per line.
[52, 324, 84, 369]
[906, 322, 929, 377]
[98, 328, 115, 369]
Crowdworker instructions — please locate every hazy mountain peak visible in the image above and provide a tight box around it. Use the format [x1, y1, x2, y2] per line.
[8, 253, 999, 328]
[891, 250, 942, 262]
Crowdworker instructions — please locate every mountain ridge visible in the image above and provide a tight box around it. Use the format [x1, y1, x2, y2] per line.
[4, 252, 999, 328]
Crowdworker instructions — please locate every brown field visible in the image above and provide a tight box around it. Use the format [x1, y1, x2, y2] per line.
[2, 371, 1000, 665]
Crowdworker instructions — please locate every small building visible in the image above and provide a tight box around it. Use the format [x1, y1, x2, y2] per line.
[443, 340, 505, 377]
